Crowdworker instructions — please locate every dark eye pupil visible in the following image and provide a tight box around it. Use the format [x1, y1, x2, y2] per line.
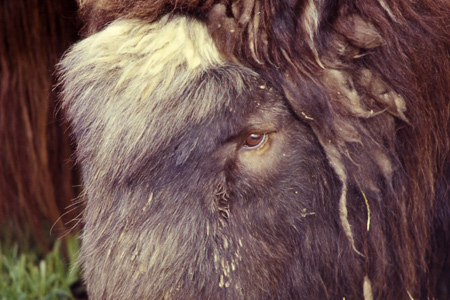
[245, 133, 266, 148]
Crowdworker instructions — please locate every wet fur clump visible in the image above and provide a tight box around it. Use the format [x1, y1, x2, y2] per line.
[59, 1, 450, 299]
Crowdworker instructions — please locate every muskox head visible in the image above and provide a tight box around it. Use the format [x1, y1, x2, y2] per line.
[60, 16, 344, 298]
[59, 1, 450, 299]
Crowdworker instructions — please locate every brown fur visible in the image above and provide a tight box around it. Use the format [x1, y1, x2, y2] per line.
[0, 0, 80, 247]
[61, 0, 450, 298]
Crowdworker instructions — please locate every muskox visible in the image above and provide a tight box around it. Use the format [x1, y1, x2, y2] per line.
[58, 0, 450, 299]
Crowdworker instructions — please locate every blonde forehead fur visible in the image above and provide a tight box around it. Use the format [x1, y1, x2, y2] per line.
[58, 16, 234, 187]
[61, 15, 223, 102]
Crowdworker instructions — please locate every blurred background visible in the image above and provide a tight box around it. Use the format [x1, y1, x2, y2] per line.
[1, 0, 85, 298]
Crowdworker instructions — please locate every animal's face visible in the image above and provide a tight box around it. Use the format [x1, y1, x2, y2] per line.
[58, 0, 450, 298]
[60, 15, 342, 299]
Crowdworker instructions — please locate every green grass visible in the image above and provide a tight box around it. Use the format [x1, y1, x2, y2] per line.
[0, 235, 81, 300]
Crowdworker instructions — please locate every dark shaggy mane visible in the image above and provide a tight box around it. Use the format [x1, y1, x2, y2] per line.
[66, 0, 450, 298]
[0, 0, 80, 247]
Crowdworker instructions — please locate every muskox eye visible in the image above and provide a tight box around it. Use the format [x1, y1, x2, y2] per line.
[244, 133, 267, 149]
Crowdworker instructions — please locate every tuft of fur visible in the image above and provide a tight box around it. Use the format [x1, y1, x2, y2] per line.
[60, 0, 450, 299]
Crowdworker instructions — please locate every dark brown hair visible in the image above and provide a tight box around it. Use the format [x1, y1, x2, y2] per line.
[0, 0, 79, 247]
[60, 0, 450, 298]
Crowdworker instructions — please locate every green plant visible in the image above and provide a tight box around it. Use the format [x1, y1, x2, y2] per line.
[0, 235, 81, 300]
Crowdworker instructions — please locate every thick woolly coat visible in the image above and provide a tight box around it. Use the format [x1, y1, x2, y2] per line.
[59, 1, 450, 299]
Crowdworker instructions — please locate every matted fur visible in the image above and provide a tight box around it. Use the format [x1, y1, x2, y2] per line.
[59, 0, 450, 299]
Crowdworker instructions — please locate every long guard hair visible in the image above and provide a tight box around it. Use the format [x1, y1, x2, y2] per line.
[59, 0, 450, 299]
